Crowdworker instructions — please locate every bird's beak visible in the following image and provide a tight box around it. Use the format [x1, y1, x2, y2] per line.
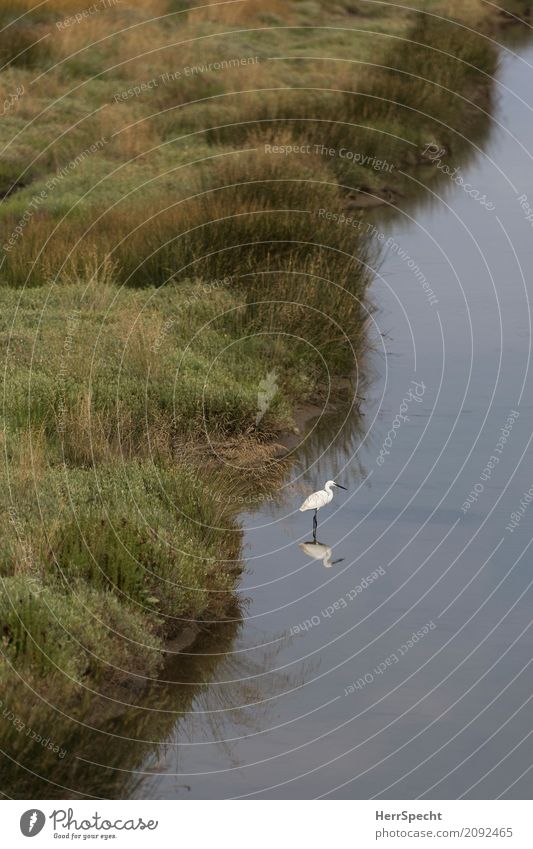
[335, 483, 347, 490]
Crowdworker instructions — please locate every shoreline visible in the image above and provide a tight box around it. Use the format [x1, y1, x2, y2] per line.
[153, 0, 527, 667]
[0, 0, 522, 714]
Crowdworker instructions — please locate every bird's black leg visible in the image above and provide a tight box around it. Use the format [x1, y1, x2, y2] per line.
[313, 510, 318, 542]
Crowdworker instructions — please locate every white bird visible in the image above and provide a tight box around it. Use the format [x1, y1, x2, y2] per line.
[299, 541, 344, 568]
[299, 480, 346, 540]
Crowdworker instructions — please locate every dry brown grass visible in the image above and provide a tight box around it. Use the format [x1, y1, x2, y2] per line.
[191, 0, 293, 25]
[1, 138, 355, 289]
[2, 0, 165, 15]
[99, 106, 163, 159]
[8, 426, 49, 487]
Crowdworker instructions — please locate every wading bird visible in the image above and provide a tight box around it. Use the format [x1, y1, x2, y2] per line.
[299, 480, 346, 541]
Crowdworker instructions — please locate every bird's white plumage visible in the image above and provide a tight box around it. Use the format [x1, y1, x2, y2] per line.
[299, 480, 337, 512]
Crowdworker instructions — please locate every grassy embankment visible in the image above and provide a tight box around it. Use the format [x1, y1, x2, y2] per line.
[0, 0, 515, 699]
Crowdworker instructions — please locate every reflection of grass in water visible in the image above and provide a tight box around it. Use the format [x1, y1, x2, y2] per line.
[0, 616, 305, 799]
[0, 621, 239, 798]
[297, 404, 369, 490]
[137, 622, 308, 787]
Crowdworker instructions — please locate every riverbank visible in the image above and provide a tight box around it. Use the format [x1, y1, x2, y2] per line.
[0, 0, 523, 704]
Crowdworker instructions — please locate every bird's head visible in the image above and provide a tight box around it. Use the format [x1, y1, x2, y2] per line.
[325, 479, 347, 490]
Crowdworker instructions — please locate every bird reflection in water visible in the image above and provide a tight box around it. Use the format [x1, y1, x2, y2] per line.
[299, 540, 344, 568]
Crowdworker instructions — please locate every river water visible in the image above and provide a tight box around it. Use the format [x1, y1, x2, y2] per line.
[7, 31, 533, 800]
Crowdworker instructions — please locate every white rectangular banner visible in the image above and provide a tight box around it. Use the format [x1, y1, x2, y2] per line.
[2, 800, 531, 848]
